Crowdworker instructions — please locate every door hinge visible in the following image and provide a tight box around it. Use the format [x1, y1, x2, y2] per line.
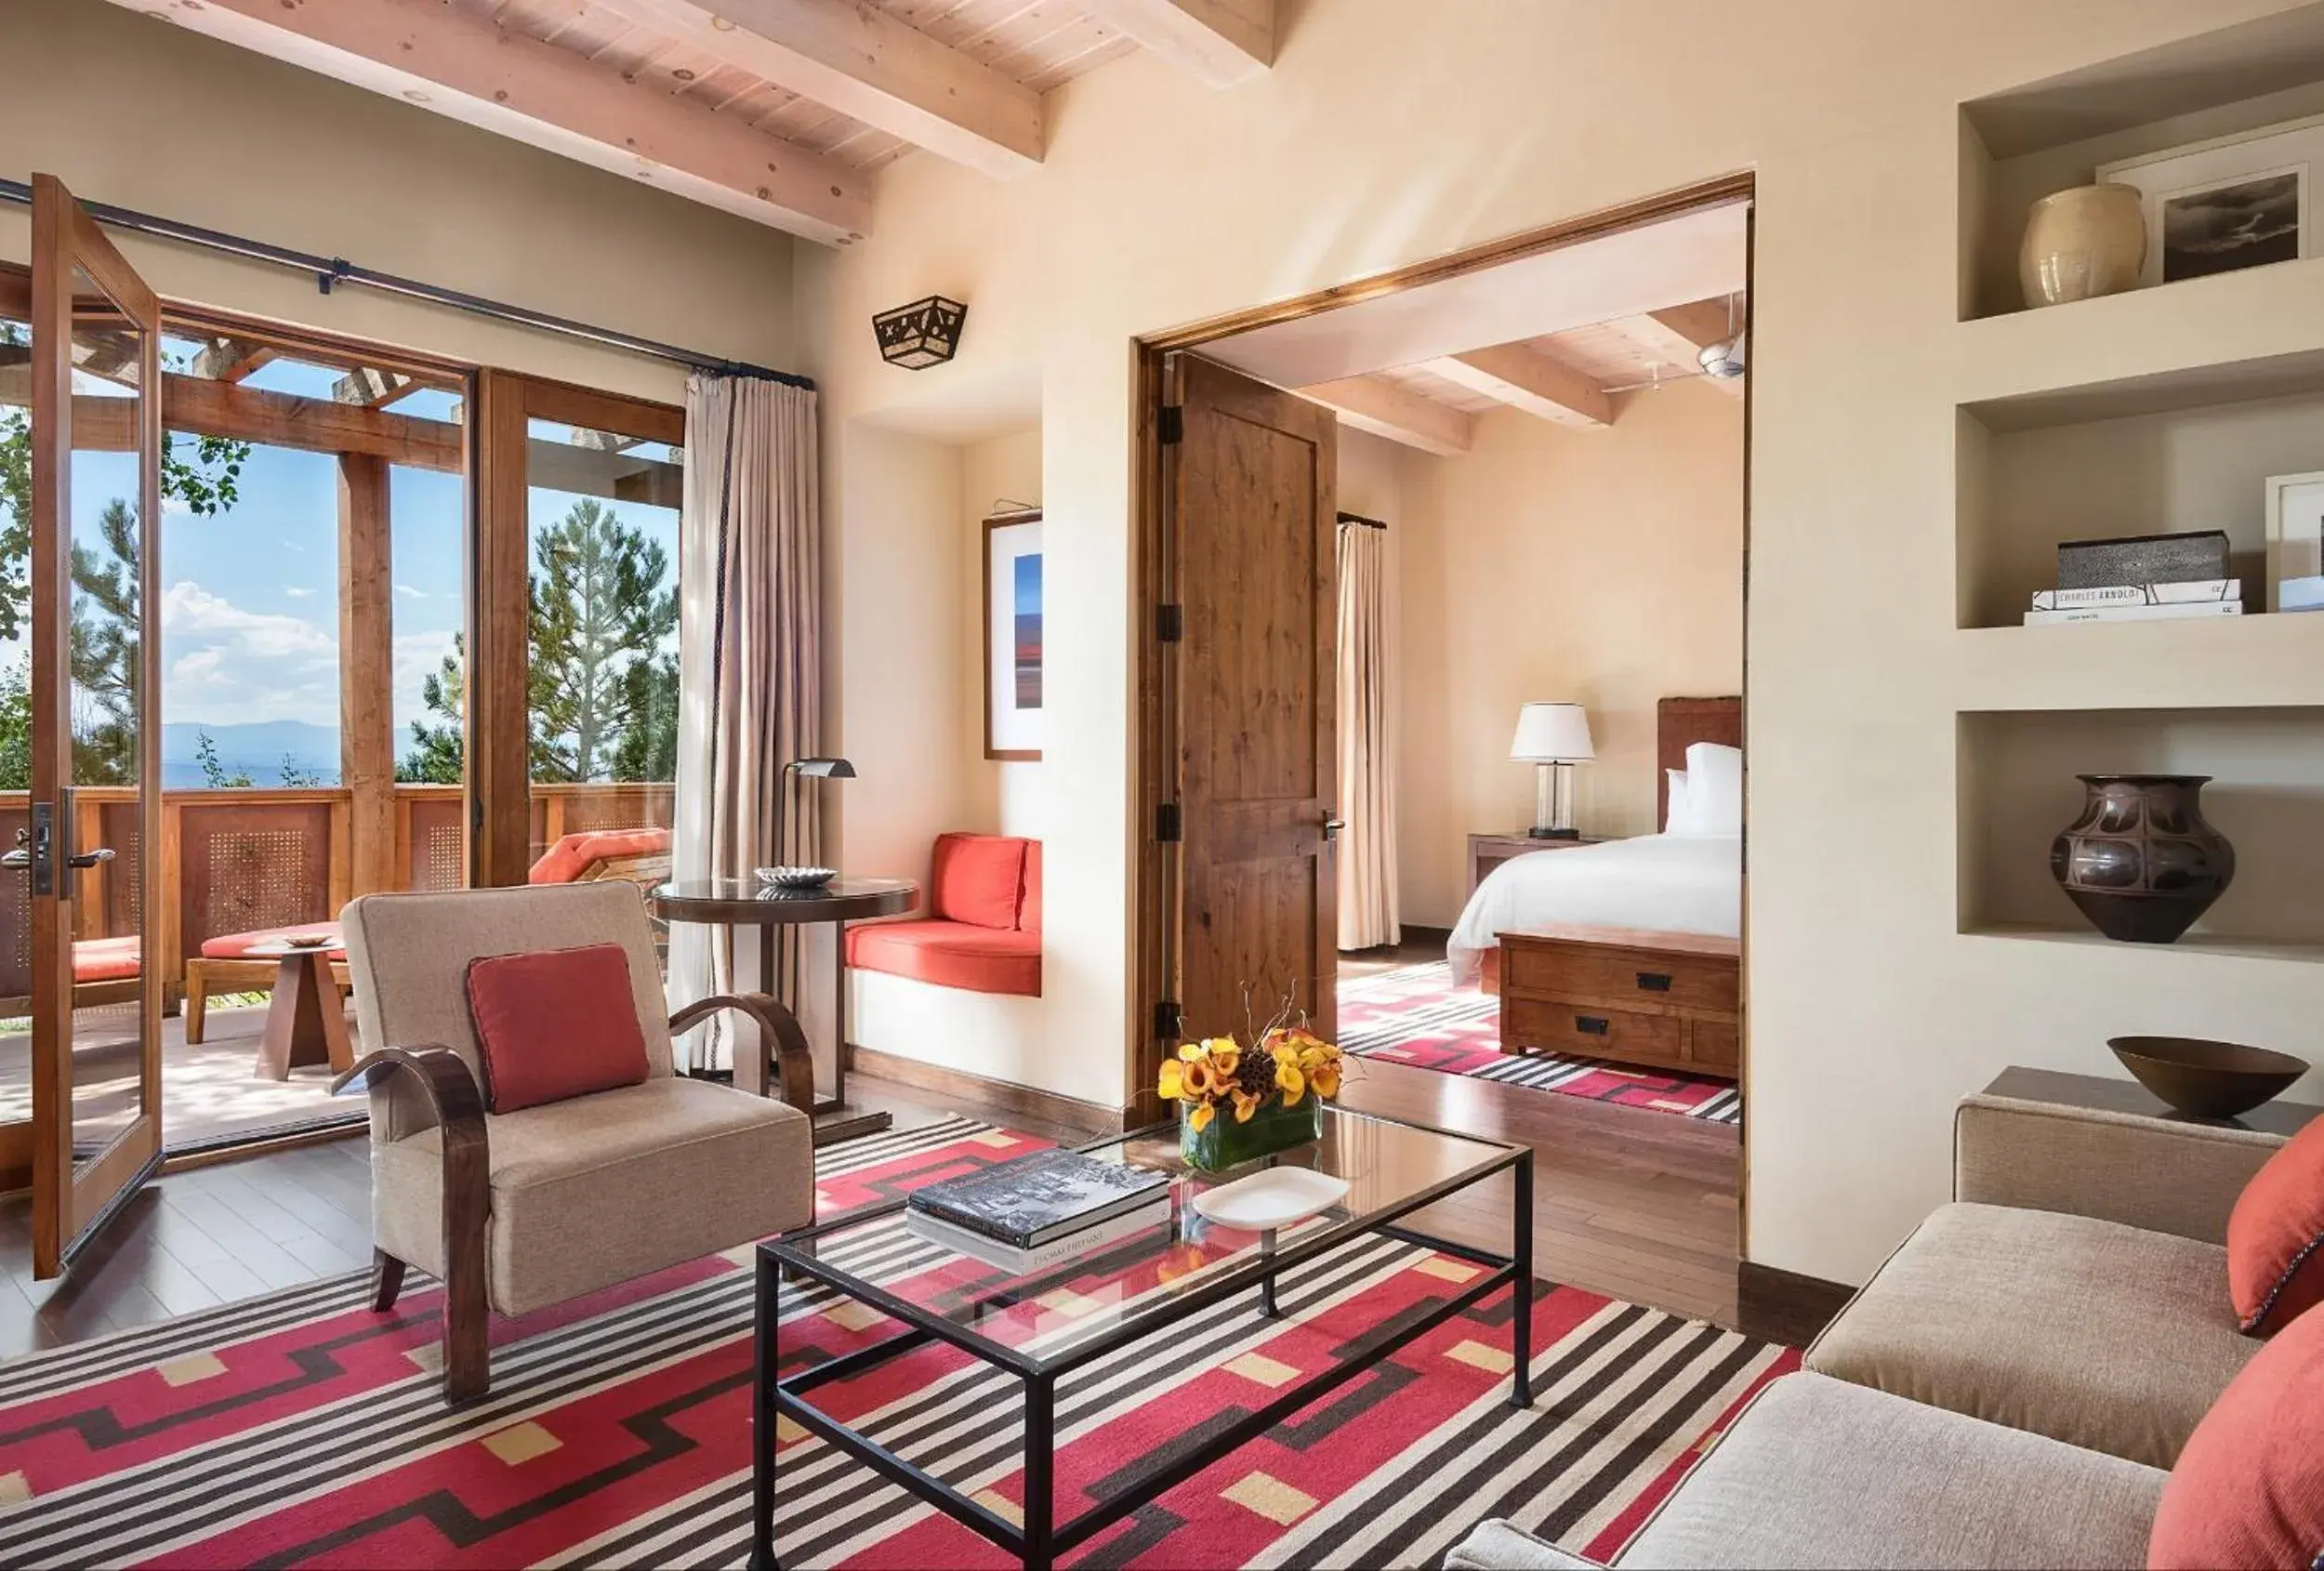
[1155, 802, 1182, 843]
[1155, 603, 1183, 642]
[1157, 405, 1183, 445]
[1154, 998, 1182, 1040]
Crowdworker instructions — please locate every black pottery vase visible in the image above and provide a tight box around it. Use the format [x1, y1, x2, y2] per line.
[2050, 774, 2235, 944]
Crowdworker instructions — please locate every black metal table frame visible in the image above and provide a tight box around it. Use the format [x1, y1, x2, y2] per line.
[750, 1118, 1533, 1570]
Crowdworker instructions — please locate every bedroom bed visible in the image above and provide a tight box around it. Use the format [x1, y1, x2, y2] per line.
[1446, 696, 1743, 1076]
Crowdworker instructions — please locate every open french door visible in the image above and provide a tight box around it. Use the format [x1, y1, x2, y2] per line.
[24, 175, 165, 1276]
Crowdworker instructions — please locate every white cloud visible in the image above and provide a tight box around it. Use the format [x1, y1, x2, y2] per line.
[283, 586, 314, 599]
[161, 495, 191, 517]
[169, 649, 224, 683]
[161, 580, 335, 661]
[394, 584, 427, 600]
[159, 580, 340, 728]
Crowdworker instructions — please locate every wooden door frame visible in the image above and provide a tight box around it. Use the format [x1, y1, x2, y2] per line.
[1127, 173, 1758, 1222]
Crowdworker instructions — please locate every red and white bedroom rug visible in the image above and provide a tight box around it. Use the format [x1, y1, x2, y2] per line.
[1340, 961, 1742, 1126]
[0, 1116, 1791, 1568]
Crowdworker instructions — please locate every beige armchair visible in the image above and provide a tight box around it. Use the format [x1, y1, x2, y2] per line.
[332, 881, 817, 1405]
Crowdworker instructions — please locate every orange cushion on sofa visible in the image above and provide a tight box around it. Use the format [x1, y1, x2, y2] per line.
[2146, 1298, 2324, 1569]
[528, 827, 672, 885]
[72, 936, 141, 984]
[2225, 1117, 2324, 1335]
[845, 920, 1041, 997]
[464, 944, 651, 1114]
[930, 834, 1027, 931]
[1019, 840, 1042, 933]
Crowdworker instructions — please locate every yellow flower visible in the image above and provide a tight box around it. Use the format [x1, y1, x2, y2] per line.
[1310, 1063, 1341, 1100]
[1182, 1058, 1220, 1098]
[1157, 1060, 1185, 1100]
[1178, 1041, 1208, 1063]
[1206, 1038, 1242, 1078]
[1275, 1057, 1305, 1107]
[1188, 1100, 1216, 1132]
[1231, 1088, 1264, 1123]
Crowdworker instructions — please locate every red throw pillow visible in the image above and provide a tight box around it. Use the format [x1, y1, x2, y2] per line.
[2225, 1117, 2324, 1335]
[464, 944, 651, 1114]
[931, 834, 1026, 930]
[2147, 1300, 2324, 1569]
[1019, 840, 1043, 933]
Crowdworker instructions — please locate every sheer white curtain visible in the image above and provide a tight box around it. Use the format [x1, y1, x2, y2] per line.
[1336, 520, 1399, 950]
[668, 375, 822, 1071]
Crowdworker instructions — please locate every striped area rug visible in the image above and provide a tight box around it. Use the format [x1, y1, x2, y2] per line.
[1340, 961, 1742, 1126]
[0, 1116, 1790, 1568]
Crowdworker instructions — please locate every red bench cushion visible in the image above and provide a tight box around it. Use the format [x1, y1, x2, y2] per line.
[529, 827, 672, 885]
[1019, 840, 1042, 933]
[464, 943, 652, 1114]
[73, 936, 141, 983]
[931, 834, 1027, 930]
[845, 920, 1040, 997]
[198, 921, 345, 959]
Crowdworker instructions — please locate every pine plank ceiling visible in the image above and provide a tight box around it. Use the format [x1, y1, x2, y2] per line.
[112, 0, 1274, 245]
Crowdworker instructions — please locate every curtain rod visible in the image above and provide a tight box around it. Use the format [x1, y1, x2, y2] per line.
[1337, 511, 1388, 530]
[0, 177, 814, 390]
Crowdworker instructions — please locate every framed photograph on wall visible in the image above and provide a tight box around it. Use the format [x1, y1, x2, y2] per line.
[2097, 113, 2324, 287]
[2265, 470, 2324, 613]
[984, 509, 1043, 759]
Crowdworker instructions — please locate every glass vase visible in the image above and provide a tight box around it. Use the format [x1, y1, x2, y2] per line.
[1181, 1094, 1323, 1173]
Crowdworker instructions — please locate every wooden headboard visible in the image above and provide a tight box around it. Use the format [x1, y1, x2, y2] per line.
[1657, 695, 1743, 826]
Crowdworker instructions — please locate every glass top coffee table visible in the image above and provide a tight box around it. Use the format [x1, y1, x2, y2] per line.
[751, 1105, 1531, 1570]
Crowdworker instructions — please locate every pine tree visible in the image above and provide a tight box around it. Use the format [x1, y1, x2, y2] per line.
[398, 633, 468, 785]
[69, 499, 140, 785]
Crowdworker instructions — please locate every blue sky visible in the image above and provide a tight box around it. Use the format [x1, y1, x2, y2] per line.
[3, 344, 680, 764]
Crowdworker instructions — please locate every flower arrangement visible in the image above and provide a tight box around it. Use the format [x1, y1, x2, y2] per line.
[1157, 999, 1346, 1171]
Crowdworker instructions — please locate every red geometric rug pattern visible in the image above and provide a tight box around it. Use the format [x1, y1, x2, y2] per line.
[0, 1116, 1791, 1568]
[1340, 962, 1741, 1126]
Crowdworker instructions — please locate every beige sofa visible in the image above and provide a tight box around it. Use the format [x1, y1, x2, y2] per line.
[1448, 1091, 2285, 1570]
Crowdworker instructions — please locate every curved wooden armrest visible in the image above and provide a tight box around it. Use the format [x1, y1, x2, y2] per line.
[669, 992, 817, 1114]
[331, 1044, 483, 1120]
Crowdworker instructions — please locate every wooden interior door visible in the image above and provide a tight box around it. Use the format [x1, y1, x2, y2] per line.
[1167, 354, 1339, 1050]
[26, 175, 166, 1276]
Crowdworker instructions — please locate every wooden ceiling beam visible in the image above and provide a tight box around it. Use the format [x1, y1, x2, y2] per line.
[1611, 297, 1745, 395]
[1084, 0, 1274, 87]
[334, 367, 415, 408]
[1300, 375, 1473, 456]
[1429, 343, 1612, 429]
[0, 364, 461, 470]
[589, 0, 1044, 179]
[190, 337, 277, 383]
[115, 0, 871, 245]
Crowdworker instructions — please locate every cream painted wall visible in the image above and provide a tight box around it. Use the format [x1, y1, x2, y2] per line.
[812, 0, 2324, 1282]
[961, 428, 1049, 838]
[1396, 384, 1745, 929]
[0, 0, 797, 401]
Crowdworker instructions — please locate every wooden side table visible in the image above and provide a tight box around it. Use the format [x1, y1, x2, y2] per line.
[1467, 832, 1604, 895]
[244, 940, 355, 1081]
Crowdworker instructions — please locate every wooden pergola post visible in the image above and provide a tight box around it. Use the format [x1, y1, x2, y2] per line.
[338, 453, 397, 902]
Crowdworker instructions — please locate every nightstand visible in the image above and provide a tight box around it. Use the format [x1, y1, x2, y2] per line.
[1468, 832, 1603, 895]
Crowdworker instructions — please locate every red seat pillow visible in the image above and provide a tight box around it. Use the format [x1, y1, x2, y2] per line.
[931, 834, 1027, 931]
[2146, 1299, 2324, 1569]
[2225, 1117, 2324, 1335]
[465, 944, 651, 1114]
[1019, 840, 1042, 933]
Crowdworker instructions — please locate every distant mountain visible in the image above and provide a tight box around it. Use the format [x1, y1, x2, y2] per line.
[160, 720, 341, 789]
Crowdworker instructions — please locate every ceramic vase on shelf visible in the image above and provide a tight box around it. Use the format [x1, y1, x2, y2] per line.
[2050, 774, 2235, 944]
[2020, 183, 2146, 308]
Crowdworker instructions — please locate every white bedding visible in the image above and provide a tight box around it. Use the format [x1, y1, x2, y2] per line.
[1446, 833, 1741, 985]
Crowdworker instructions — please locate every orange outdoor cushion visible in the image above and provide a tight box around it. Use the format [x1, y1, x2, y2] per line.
[72, 936, 141, 984]
[528, 826, 673, 885]
[2146, 1298, 2324, 1569]
[845, 920, 1041, 997]
[464, 943, 652, 1114]
[1019, 840, 1042, 933]
[198, 921, 345, 959]
[2225, 1117, 2324, 1335]
[930, 834, 1027, 931]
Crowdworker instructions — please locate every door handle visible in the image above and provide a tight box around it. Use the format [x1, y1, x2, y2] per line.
[1322, 818, 1346, 841]
[68, 848, 114, 869]
[0, 849, 25, 871]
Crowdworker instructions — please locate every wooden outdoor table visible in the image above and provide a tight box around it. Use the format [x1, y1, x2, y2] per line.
[243, 939, 355, 1082]
[654, 876, 918, 1145]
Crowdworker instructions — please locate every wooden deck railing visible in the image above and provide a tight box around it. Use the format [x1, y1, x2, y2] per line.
[0, 781, 675, 1004]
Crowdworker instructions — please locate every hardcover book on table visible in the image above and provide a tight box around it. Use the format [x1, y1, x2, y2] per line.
[906, 1149, 1172, 1248]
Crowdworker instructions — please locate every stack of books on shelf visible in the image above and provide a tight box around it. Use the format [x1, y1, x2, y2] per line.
[2028, 531, 2243, 627]
[905, 1148, 1172, 1274]
[2024, 579, 2244, 626]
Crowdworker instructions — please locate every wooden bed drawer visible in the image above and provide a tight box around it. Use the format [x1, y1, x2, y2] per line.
[1504, 998, 1681, 1065]
[1687, 1020, 1740, 1071]
[1502, 939, 1737, 1014]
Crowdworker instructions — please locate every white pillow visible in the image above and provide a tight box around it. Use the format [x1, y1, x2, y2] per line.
[1664, 770, 1693, 834]
[1673, 742, 1743, 836]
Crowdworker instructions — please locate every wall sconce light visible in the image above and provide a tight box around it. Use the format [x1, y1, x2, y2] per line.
[873, 295, 966, 369]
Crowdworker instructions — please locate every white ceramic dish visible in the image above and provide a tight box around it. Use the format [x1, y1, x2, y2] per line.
[755, 865, 838, 890]
[1189, 1167, 1350, 1231]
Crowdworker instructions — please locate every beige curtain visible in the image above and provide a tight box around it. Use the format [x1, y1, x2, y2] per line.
[668, 375, 822, 1071]
[1336, 521, 1399, 950]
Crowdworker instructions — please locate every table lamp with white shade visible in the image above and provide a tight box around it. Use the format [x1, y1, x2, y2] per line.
[1510, 702, 1594, 840]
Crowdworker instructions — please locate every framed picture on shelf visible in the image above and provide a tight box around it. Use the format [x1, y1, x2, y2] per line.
[2097, 113, 2324, 286]
[2265, 471, 2324, 613]
[984, 509, 1043, 759]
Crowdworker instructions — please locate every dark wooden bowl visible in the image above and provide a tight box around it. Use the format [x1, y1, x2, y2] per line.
[2107, 1036, 2309, 1120]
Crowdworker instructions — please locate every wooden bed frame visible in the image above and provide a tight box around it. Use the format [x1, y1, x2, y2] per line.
[1495, 695, 1742, 1078]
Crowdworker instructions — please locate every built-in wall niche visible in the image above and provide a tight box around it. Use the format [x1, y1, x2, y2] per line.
[1959, 3, 2324, 322]
[1957, 705, 2324, 958]
[1955, 369, 2324, 630]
